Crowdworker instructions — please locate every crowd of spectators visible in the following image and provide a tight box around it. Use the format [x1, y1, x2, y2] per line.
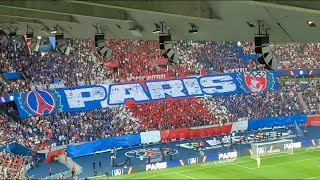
[175, 41, 253, 75]
[105, 39, 168, 82]
[207, 85, 304, 122]
[0, 40, 319, 97]
[0, 113, 43, 149]
[0, 39, 111, 96]
[0, 39, 319, 155]
[302, 79, 320, 114]
[23, 108, 119, 147]
[127, 97, 217, 130]
[0, 150, 27, 180]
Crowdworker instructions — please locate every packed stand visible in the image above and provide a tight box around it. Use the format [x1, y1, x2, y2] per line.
[175, 41, 261, 75]
[0, 112, 45, 149]
[105, 39, 170, 82]
[241, 42, 320, 70]
[302, 79, 320, 114]
[177, 41, 240, 74]
[0, 150, 27, 180]
[127, 97, 217, 130]
[206, 82, 304, 122]
[0, 39, 111, 96]
[25, 39, 110, 89]
[21, 106, 146, 147]
[0, 39, 319, 153]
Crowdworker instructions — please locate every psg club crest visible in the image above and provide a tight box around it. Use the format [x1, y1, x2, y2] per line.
[18, 89, 63, 116]
[125, 148, 178, 159]
[111, 169, 124, 176]
[237, 71, 275, 93]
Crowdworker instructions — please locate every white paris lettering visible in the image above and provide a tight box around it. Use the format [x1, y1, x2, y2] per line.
[145, 162, 167, 171]
[63, 74, 237, 108]
[218, 151, 238, 160]
[64, 86, 107, 108]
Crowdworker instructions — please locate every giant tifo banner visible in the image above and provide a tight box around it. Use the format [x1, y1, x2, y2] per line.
[14, 71, 279, 118]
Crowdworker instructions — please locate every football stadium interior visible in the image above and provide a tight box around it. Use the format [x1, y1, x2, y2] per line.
[0, 0, 320, 179]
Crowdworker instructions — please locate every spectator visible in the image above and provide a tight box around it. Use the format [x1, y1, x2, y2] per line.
[0, 150, 27, 180]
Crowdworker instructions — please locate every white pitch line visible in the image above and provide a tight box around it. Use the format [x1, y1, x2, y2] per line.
[305, 176, 320, 179]
[234, 157, 320, 170]
[232, 163, 254, 170]
[249, 156, 320, 170]
[94, 149, 320, 179]
[175, 172, 197, 179]
[138, 154, 320, 179]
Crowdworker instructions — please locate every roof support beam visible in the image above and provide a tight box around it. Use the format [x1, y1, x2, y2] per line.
[241, 1, 320, 15]
[69, 0, 221, 21]
[255, 0, 320, 11]
[0, 15, 44, 25]
[0, 1, 130, 22]
[0, 6, 79, 23]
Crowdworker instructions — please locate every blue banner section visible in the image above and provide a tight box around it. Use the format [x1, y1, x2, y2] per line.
[205, 153, 219, 161]
[49, 36, 56, 49]
[35, 37, 55, 52]
[237, 45, 259, 63]
[0, 142, 32, 156]
[273, 69, 320, 77]
[0, 95, 14, 103]
[167, 160, 182, 167]
[14, 71, 280, 118]
[247, 114, 307, 130]
[3, 72, 23, 80]
[67, 133, 141, 157]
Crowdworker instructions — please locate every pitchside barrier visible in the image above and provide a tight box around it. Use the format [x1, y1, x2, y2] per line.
[28, 114, 317, 163]
[105, 138, 320, 177]
[67, 114, 308, 158]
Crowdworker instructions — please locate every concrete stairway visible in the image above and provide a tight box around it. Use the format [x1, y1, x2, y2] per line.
[298, 92, 310, 114]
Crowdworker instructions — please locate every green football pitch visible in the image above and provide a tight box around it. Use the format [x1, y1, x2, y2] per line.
[92, 148, 320, 179]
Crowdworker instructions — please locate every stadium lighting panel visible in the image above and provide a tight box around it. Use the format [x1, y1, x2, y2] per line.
[30, 39, 40, 52]
[26, 32, 33, 39]
[55, 34, 64, 40]
[51, 29, 58, 34]
[307, 21, 316, 27]
[255, 35, 278, 70]
[94, 33, 112, 59]
[247, 22, 255, 27]
[9, 31, 16, 37]
[188, 29, 198, 34]
[94, 33, 105, 47]
[153, 24, 161, 34]
[159, 35, 172, 50]
[56, 36, 71, 55]
[51, 26, 58, 34]
[188, 24, 198, 34]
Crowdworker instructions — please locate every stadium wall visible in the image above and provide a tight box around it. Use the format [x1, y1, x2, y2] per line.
[67, 114, 311, 158]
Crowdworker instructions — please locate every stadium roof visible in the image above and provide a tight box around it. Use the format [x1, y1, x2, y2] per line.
[0, 0, 320, 43]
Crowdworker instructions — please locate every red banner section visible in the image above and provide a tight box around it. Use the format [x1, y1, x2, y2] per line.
[105, 61, 120, 68]
[44, 149, 65, 163]
[306, 116, 320, 126]
[154, 58, 168, 65]
[160, 124, 232, 141]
